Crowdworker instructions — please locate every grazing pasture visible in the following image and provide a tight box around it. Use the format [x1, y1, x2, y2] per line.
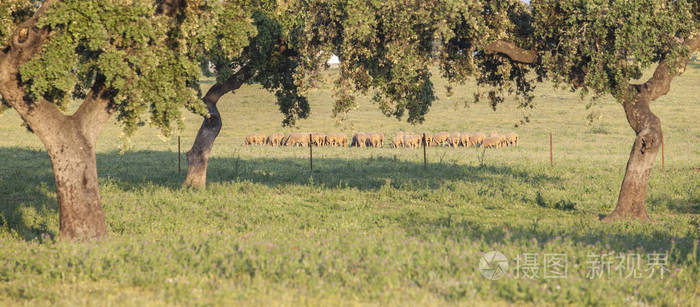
[0, 66, 699, 306]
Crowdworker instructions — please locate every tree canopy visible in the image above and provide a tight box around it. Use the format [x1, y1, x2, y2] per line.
[296, 0, 699, 124]
[0, 0, 256, 136]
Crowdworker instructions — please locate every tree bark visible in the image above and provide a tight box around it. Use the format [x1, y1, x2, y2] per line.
[604, 33, 699, 221]
[603, 95, 660, 221]
[1, 38, 113, 239]
[45, 121, 108, 239]
[184, 67, 251, 188]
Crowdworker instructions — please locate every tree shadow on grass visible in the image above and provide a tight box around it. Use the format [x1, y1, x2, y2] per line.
[649, 194, 700, 215]
[87, 149, 560, 192]
[0, 147, 56, 241]
[1, 147, 559, 240]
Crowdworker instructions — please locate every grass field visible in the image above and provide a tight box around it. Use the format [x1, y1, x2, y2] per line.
[0, 64, 699, 306]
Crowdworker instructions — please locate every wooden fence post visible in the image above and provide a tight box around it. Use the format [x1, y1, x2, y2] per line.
[423, 133, 427, 170]
[309, 133, 313, 171]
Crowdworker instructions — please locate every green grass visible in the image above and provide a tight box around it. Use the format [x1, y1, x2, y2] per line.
[0, 66, 699, 306]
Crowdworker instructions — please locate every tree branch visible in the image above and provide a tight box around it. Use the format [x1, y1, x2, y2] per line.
[203, 65, 253, 104]
[633, 33, 700, 102]
[72, 80, 115, 144]
[9, 0, 57, 61]
[484, 40, 537, 64]
[0, 0, 60, 120]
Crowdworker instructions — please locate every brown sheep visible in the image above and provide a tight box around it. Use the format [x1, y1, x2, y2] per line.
[412, 135, 422, 147]
[352, 133, 369, 147]
[336, 134, 349, 147]
[449, 132, 461, 148]
[311, 133, 326, 146]
[481, 136, 502, 148]
[285, 133, 310, 147]
[470, 132, 486, 146]
[498, 134, 508, 147]
[506, 132, 519, 146]
[402, 134, 415, 148]
[403, 134, 422, 148]
[368, 132, 384, 148]
[245, 133, 266, 145]
[460, 133, 471, 147]
[266, 133, 284, 146]
[324, 134, 337, 146]
[433, 132, 450, 146]
[392, 132, 405, 148]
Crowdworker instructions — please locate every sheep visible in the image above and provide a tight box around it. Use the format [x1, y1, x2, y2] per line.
[481, 136, 502, 148]
[311, 133, 326, 146]
[325, 133, 346, 147]
[324, 134, 336, 146]
[284, 133, 310, 147]
[470, 132, 486, 146]
[368, 132, 384, 148]
[433, 132, 450, 146]
[413, 135, 423, 147]
[352, 133, 369, 147]
[405, 134, 422, 148]
[245, 133, 265, 145]
[506, 132, 519, 146]
[498, 134, 508, 147]
[460, 133, 471, 147]
[449, 132, 462, 148]
[266, 133, 284, 146]
[336, 134, 349, 147]
[392, 132, 405, 148]
[402, 134, 417, 148]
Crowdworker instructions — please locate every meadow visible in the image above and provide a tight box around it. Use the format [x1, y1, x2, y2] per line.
[0, 64, 699, 306]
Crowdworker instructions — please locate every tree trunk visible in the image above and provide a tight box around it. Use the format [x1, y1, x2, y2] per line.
[46, 125, 107, 239]
[184, 87, 226, 188]
[184, 69, 250, 188]
[604, 95, 661, 221]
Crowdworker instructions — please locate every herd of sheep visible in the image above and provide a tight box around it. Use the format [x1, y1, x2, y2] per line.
[245, 131, 518, 148]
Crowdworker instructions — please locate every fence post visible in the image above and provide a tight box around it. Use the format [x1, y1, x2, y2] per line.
[549, 132, 553, 167]
[309, 133, 313, 171]
[178, 136, 181, 174]
[423, 133, 427, 170]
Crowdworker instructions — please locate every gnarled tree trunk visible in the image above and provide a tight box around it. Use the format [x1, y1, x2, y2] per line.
[604, 95, 661, 221]
[184, 67, 251, 188]
[45, 122, 107, 239]
[1, 37, 113, 239]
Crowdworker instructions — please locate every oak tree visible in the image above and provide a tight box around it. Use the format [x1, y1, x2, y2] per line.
[0, 0, 255, 239]
[184, 0, 317, 187]
[298, 0, 699, 220]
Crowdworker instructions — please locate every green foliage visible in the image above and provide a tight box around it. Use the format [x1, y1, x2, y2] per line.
[297, 0, 699, 125]
[532, 0, 698, 100]
[296, 0, 539, 124]
[200, 1, 313, 127]
[0, 0, 36, 48]
[297, 0, 450, 124]
[2, 0, 256, 138]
